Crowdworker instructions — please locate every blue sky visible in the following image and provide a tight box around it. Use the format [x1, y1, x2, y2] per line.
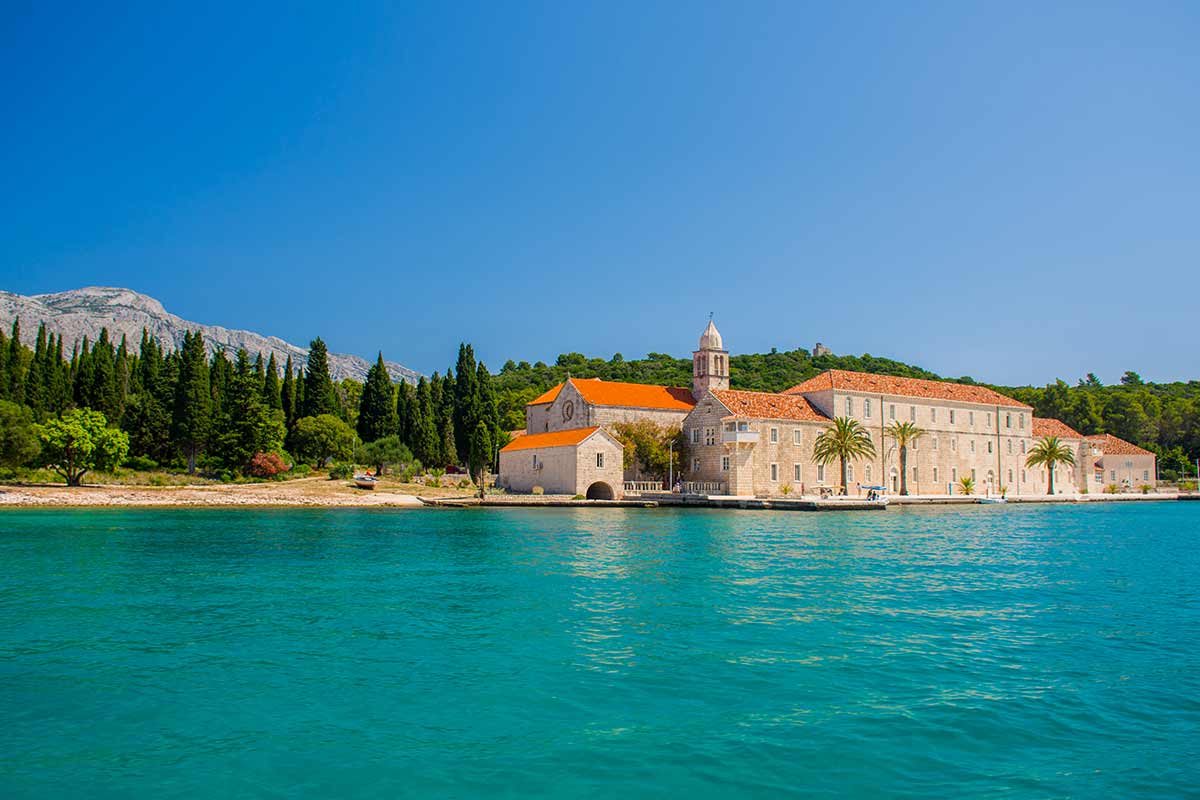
[2, 1, 1197, 385]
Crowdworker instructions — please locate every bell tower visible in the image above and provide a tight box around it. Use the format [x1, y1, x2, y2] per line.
[693, 317, 729, 400]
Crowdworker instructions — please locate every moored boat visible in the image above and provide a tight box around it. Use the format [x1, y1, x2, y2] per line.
[353, 474, 378, 490]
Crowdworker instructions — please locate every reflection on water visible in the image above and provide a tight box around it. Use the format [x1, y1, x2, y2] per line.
[0, 503, 1197, 799]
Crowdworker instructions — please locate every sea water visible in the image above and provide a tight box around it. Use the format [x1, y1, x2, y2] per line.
[1, 503, 1197, 798]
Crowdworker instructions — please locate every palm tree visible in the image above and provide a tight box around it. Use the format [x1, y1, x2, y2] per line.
[885, 421, 925, 495]
[812, 417, 876, 493]
[1026, 436, 1076, 495]
[957, 475, 975, 495]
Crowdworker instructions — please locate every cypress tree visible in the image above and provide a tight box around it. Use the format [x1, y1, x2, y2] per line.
[172, 331, 212, 473]
[263, 353, 282, 410]
[302, 337, 336, 418]
[0, 326, 9, 401]
[7, 319, 26, 404]
[476, 361, 501, 450]
[281, 355, 296, 427]
[357, 353, 397, 443]
[395, 380, 415, 447]
[453, 344, 478, 463]
[25, 323, 48, 417]
[468, 421, 492, 494]
[414, 377, 439, 467]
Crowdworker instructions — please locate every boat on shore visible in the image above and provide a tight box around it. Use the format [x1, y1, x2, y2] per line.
[353, 474, 379, 490]
[978, 496, 1007, 504]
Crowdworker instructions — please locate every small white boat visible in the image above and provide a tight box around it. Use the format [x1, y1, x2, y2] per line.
[978, 497, 1007, 504]
[353, 474, 379, 490]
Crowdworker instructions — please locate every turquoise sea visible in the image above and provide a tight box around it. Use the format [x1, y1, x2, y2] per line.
[1, 503, 1198, 798]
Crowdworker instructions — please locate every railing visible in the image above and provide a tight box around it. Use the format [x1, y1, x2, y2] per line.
[683, 481, 725, 494]
[722, 430, 759, 444]
[624, 481, 665, 493]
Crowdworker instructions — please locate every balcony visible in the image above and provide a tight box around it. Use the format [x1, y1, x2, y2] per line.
[722, 430, 759, 444]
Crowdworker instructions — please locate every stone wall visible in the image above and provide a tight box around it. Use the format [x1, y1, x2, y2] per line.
[498, 433, 624, 497]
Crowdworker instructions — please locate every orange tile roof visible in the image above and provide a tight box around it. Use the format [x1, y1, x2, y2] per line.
[529, 383, 564, 405]
[1085, 433, 1154, 457]
[784, 369, 1030, 409]
[712, 389, 831, 422]
[527, 378, 695, 411]
[1032, 417, 1083, 440]
[499, 426, 604, 452]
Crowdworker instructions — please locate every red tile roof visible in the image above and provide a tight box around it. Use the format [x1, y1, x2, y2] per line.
[499, 426, 605, 452]
[712, 389, 831, 422]
[1086, 433, 1154, 457]
[527, 378, 695, 411]
[1032, 417, 1083, 440]
[784, 369, 1030, 408]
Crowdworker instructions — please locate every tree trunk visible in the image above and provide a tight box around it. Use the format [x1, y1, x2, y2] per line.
[1047, 462, 1055, 495]
[187, 445, 197, 475]
[899, 445, 908, 495]
[840, 457, 848, 494]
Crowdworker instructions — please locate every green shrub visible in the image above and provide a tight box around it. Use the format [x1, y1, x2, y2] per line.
[291, 463, 311, 478]
[1140, 484, 1153, 494]
[123, 455, 159, 471]
[572, 494, 585, 500]
[532, 485, 544, 495]
[328, 463, 354, 480]
[1104, 483, 1120, 494]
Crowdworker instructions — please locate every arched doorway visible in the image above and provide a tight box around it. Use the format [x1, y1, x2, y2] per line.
[890, 468, 899, 493]
[585, 481, 615, 500]
[986, 470, 995, 495]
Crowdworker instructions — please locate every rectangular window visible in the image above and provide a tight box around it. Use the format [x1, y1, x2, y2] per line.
[987, 441, 993, 454]
[721, 456, 730, 471]
[1022, 469, 1026, 482]
[1008, 468, 1013, 483]
[1021, 440, 1027, 454]
[1019, 414, 1025, 430]
[1007, 440, 1012, 454]
[596, 453, 604, 468]
[912, 438, 918, 451]
[950, 410, 956, 424]
[705, 427, 716, 446]
[1143, 470, 1149, 480]
[912, 466, 918, 482]
[933, 467, 939, 483]
[846, 397, 853, 416]
[770, 427, 778, 443]
[1110, 469, 1116, 481]
[970, 440, 976, 454]
[969, 411, 974, 426]
[933, 437, 939, 451]
[847, 465, 854, 482]
[986, 413, 992, 429]
[692, 458, 700, 472]
[931, 408, 937, 422]
[889, 404, 896, 420]
[793, 429, 803, 446]
[770, 463, 778, 481]
[952, 438, 958, 452]
[817, 464, 825, 482]
[865, 464, 872, 481]
[794, 464, 802, 481]
[1006, 413, 1012, 429]
[691, 428, 700, 444]
[952, 467, 958, 482]
[864, 399, 872, 418]
[910, 405, 916, 421]
[971, 468, 976, 480]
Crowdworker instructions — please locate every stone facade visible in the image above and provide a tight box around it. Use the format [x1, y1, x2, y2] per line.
[498, 427, 625, 498]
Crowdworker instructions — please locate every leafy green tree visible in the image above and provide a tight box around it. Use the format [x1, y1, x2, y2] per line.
[1064, 391, 1103, 435]
[1026, 436, 1077, 495]
[35, 408, 130, 486]
[357, 353, 397, 443]
[812, 417, 876, 492]
[214, 349, 285, 473]
[885, 420, 924, 495]
[292, 414, 354, 466]
[302, 337, 337, 418]
[172, 331, 212, 473]
[0, 400, 40, 468]
[468, 421, 492, 496]
[360, 435, 412, 475]
[612, 419, 683, 481]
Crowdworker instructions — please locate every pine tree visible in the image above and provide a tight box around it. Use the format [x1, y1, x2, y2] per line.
[302, 337, 336, 417]
[25, 323, 48, 418]
[395, 381, 415, 447]
[357, 353, 397, 443]
[468, 421, 492, 496]
[476, 361, 501, 449]
[214, 349, 285, 472]
[172, 331, 212, 473]
[89, 329, 120, 420]
[0, 326, 9, 402]
[263, 353, 282, 410]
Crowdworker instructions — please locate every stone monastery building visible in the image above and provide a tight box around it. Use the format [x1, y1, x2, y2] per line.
[497, 321, 1155, 499]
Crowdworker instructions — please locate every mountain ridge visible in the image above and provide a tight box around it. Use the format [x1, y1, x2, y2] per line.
[0, 286, 421, 384]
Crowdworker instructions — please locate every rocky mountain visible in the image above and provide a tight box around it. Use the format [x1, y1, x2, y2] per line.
[0, 287, 421, 384]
